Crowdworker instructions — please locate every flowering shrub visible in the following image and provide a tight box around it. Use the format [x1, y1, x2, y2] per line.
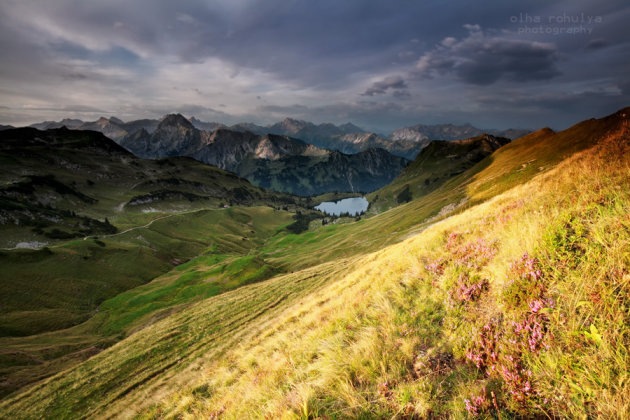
[498, 356, 537, 403]
[503, 253, 545, 308]
[424, 257, 446, 276]
[453, 239, 498, 270]
[510, 314, 550, 354]
[445, 232, 462, 250]
[451, 274, 489, 304]
[507, 297, 554, 357]
[496, 199, 525, 224]
[465, 320, 501, 371]
[465, 316, 548, 410]
[462, 253, 553, 413]
[528, 298, 553, 314]
[464, 387, 491, 416]
[424, 233, 498, 283]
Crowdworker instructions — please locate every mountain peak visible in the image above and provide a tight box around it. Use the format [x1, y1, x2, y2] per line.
[281, 117, 307, 125]
[338, 122, 365, 133]
[537, 127, 555, 136]
[159, 114, 194, 130]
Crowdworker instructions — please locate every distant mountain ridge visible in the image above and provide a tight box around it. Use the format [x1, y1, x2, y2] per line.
[388, 123, 530, 145]
[30, 117, 157, 140]
[27, 116, 529, 160]
[119, 114, 408, 196]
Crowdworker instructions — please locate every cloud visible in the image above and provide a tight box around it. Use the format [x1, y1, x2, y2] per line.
[585, 38, 610, 50]
[392, 90, 412, 99]
[416, 25, 561, 85]
[619, 80, 630, 95]
[441, 37, 457, 47]
[0, 0, 628, 132]
[361, 75, 408, 96]
[21, 104, 107, 113]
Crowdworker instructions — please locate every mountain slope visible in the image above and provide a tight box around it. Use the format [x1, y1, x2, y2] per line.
[295, 132, 424, 160]
[237, 147, 408, 196]
[30, 117, 159, 141]
[267, 117, 364, 139]
[29, 118, 84, 130]
[119, 113, 206, 157]
[0, 127, 303, 334]
[76, 117, 129, 140]
[368, 134, 511, 212]
[0, 126, 313, 396]
[1, 109, 626, 419]
[0, 126, 296, 248]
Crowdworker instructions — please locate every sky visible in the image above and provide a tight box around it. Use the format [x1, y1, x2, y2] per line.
[0, 0, 629, 133]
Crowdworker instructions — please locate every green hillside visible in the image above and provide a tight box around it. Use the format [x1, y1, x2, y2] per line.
[368, 134, 510, 212]
[0, 127, 301, 248]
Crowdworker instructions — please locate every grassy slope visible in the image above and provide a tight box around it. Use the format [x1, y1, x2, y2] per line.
[0, 206, 293, 397]
[367, 135, 509, 212]
[0, 128, 309, 395]
[0, 206, 291, 336]
[0, 109, 627, 418]
[0, 128, 308, 336]
[127, 114, 628, 419]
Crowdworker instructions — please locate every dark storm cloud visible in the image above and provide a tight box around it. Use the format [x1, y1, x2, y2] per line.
[619, 81, 630, 96]
[29, 104, 107, 113]
[0, 0, 443, 88]
[362, 76, 408, 96]
[416, 25, 561, 85]
[585, 38, 611, 50]
[0, 0, 628, 131]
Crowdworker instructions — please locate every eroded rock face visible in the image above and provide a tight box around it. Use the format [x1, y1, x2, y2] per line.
[118, 115, 410, 196]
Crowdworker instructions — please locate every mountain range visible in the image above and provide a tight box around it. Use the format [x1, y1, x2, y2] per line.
[24, 115, 529, 196]
[260, 118, 528, 160]
[29, 115, 529, 160]
[118, 114, 409, 196]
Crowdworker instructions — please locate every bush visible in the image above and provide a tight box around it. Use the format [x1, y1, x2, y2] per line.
[503, 253, 545, 309]
[396, 184, 412, 204]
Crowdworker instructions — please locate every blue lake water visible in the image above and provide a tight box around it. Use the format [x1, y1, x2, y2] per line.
[314, 197, 369, 216]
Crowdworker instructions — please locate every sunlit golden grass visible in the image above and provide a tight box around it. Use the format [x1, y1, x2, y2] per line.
[131, 122, 630, 419]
